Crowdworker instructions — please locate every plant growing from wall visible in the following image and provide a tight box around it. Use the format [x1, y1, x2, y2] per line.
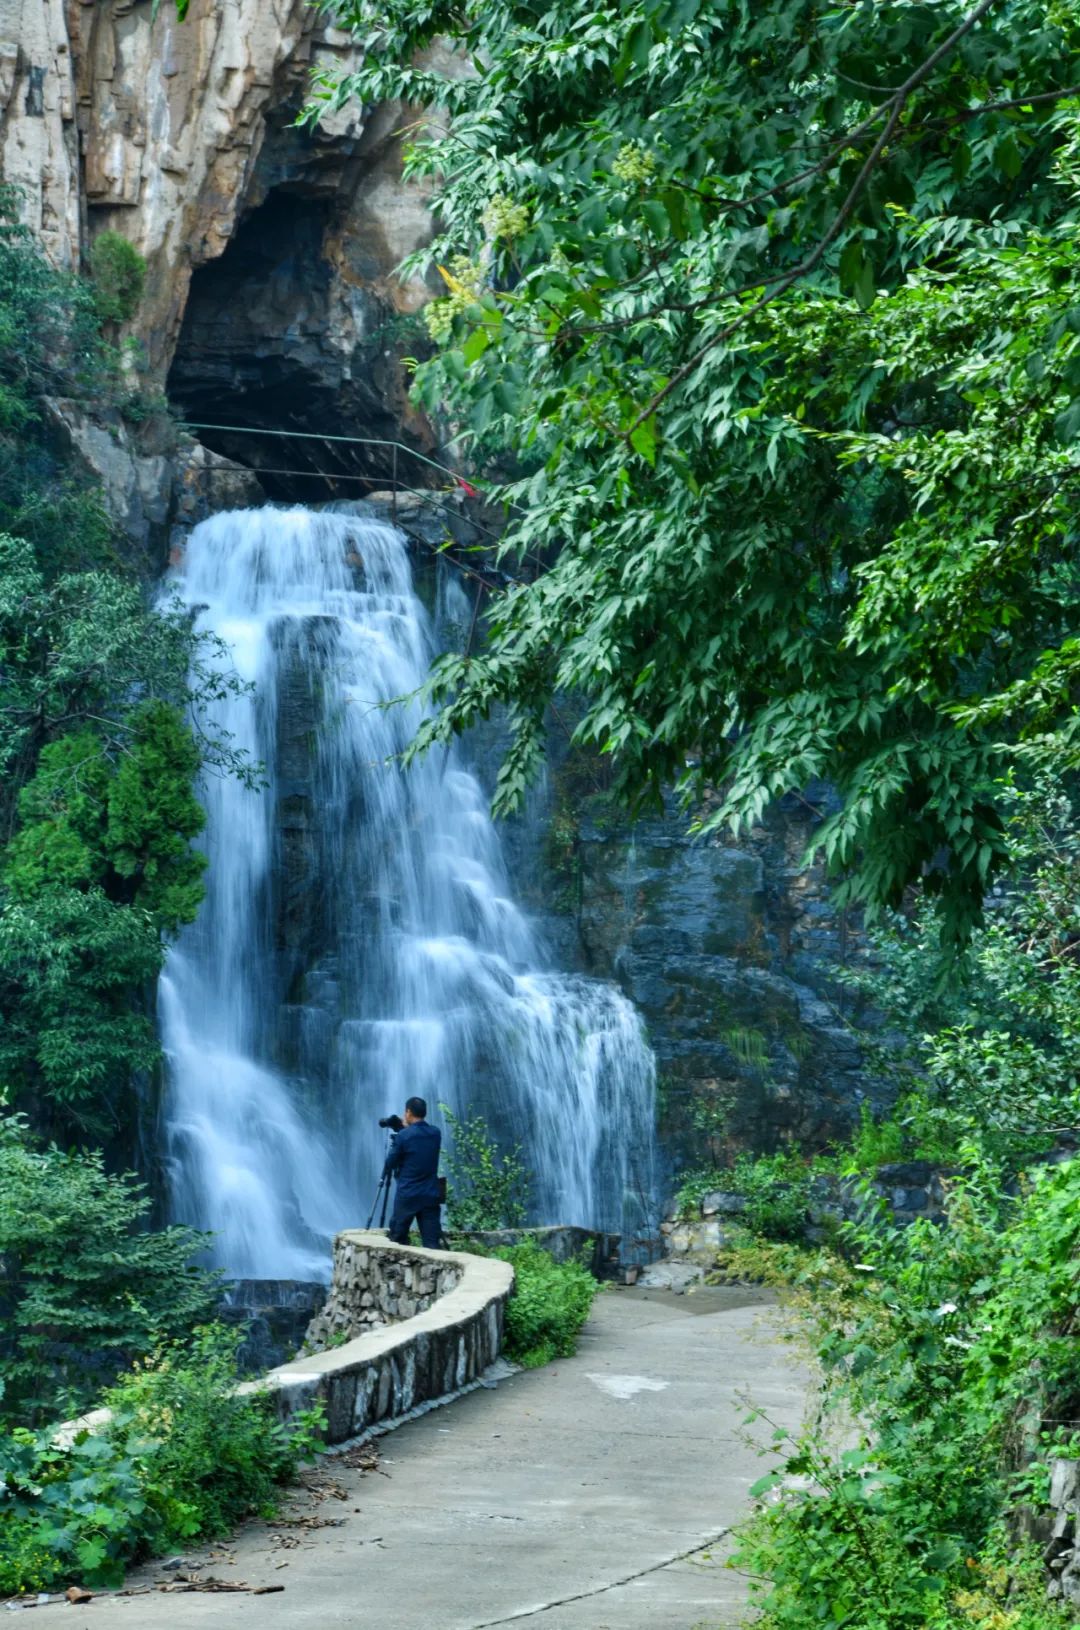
[440, 1103, 530, 1230]
[88, 232, 146, 325]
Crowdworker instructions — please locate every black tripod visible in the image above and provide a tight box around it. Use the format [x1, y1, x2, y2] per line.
[366, 1132, 394, 1230]
[366, 1169, 393, 1230]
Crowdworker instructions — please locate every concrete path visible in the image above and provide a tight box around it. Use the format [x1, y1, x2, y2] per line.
[76, 1285, 806, 1630]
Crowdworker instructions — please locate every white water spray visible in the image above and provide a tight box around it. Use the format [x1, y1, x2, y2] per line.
[160, 506, 656, 1278]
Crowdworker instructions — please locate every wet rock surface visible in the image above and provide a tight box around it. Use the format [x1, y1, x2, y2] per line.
[216, 1280, 327, 1373]
[497, 774, 884, 1176]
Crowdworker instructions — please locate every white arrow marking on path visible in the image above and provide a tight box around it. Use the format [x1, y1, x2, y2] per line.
[586, 1373, 670, 1402]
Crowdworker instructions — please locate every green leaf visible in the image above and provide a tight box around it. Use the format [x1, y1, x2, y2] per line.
[854, 256, 876, 311]
[462, 327, 490, 365]
[641, 200, 671, 239]
[629, 418, 658, 465]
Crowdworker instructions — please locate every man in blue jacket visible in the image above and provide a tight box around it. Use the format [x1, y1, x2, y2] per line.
[384, 1096, 443, 1248]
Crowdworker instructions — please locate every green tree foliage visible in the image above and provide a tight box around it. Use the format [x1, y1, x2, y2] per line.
[0, 704, 206, 1129]
[0, 1115, 219, 1427]
[0, 214, 250, 1137]
[5, 707, 204, 927]
[841, 776, 1080, 1162]
[0, 530, 218, 1130]
[315, 0, 1080, 939]
[88, 232, 146, 325]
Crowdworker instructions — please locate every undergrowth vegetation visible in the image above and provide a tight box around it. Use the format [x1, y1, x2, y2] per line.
[720, 1156, 1080, 1630]
[491, 1240, 597, 1368]
[0, 1325, 324, 1596]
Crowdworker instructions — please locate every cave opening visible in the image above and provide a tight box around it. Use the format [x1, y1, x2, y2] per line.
[167, 185, 439, 506]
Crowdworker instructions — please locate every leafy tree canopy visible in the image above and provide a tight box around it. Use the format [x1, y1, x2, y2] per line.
[315, 0, 1080, 941]
[0, 211, 252, 1136]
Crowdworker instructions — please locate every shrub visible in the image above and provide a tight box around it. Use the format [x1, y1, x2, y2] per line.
[88, 232, 145, 324]
[0, 1323, 324, 1595]
[837, 779, 1080, 1169]
[672, 1166, 727, 1219]
[674, 1151, 830, 1240]
[0, 1115, 219, 1426]
[441, 1103, 529, 1230]
[493, 1240, 597, 1367]
[104, 1325, 323, 1540]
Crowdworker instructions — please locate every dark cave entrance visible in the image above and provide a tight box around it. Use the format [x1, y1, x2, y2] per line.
[167, 186, 439, 506]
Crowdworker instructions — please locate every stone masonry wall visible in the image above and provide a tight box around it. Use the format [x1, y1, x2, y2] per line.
[63, 1235, 514, 1451]
[272, 1233, 512, 1445]
[304, 1233, 461, 1349]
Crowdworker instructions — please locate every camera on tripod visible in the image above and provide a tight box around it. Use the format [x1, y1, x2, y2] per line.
[378, 1114, 404, 1132]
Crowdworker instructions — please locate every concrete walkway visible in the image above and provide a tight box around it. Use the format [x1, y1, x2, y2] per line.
[77, 1286, 806, 1630]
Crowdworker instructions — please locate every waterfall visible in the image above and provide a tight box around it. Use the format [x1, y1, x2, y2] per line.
[160, 506, 657, 1279]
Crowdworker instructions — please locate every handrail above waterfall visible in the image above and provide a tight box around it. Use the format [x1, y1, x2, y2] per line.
[185, 421, 473, 488]
[183, 421, 536, 556]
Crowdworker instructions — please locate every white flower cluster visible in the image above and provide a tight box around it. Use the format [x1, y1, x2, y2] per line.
[482, 193, 530, 241]
[424, 255, 486, 342]
[611, 142, 657, 185]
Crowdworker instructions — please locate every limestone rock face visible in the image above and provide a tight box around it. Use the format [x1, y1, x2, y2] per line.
[1, 0, 435, 455]
[0, 0, 79, 263]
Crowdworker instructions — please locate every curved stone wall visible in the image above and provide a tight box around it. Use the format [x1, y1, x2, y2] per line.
[253, 1233, 513, 1444]
[304, 1233, 463, 1349]
[60, 1234, 513, 1450]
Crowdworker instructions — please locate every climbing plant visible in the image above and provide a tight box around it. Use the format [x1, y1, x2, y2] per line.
[313, 0, 1080, 941]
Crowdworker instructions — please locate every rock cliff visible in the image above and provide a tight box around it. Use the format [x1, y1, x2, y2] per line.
[0, 0, 439, 518]
[501, 774, 879, 1174]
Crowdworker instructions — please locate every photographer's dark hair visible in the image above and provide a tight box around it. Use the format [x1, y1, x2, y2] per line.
[405, 1096, 427, 1119]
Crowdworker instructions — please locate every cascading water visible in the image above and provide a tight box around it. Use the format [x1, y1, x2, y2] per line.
[160, 505, 656, 1279]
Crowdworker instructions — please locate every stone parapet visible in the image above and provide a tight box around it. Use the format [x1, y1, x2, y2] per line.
[59, 1235, 513, 1451]
[304, 1233, 462, 1349]
[259, 1233, 513, 1444]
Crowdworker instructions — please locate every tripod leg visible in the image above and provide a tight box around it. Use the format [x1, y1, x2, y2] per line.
[366, 1174, 388, 1230]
